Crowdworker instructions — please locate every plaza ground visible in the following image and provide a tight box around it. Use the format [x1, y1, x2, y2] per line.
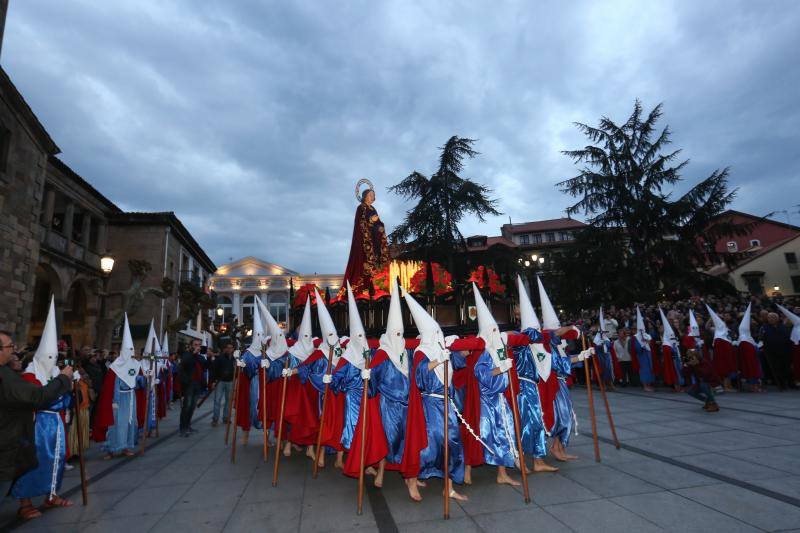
[2, 387, 800, 532]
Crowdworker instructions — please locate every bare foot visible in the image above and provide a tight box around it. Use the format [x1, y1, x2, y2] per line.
[449, 489, 469, 501]
[514, 459, 532, 474]
[406, 478, 422, 502]
[374, 473, 384, 488]
[497, 472, 521, 486]
[283, 442, 292, 457]
[292, 444, 302, 452]
[305, 446, 315, 460]
[365, 466, 378, 476]
[464, 465, 472, 485]
[416, 480, 427, 488]
[533, 459, 559, 472]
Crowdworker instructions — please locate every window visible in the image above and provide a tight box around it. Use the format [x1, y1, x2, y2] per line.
[726, 241, 738, 253]
[0, 124, 11, 173]
[532, 234, 542, 244]
[545, 232, 555, 243]
[750, 239, 761, 248]
[242, 295, 255, 326]
[560, 232, 572, 241]
[786, 252, 798, 271]
[792, 275, 800, 293]
[520, 234, 530, 245]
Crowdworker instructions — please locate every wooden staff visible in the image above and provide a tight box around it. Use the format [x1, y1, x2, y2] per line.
[262, 360, 269, 462]
[140, 356, 154, 455]
[230, 360, 242, 463]
[357, 351, 371, 515]
[313, 343, 335, 479]
[443, 358, 450, 520]
[154, 361, 160, 438]
[72, 379, 88, 505]
[581, 334, 600, 463]
[225, 361, 241, 445]
[591, 352, 620, 449]
[272, 357, 291, 487]
[505, 355, 531, 504]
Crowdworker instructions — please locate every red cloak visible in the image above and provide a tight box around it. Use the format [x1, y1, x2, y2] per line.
[661, 345, 680, 387]
[739, 341, 761, 380]
[92, 370, 118, 442]
[400, 351, 428, 479]
[343, 350, 391, 477]
[712, 338, 737, 377]
[449, 337, 485, 468]
[235, 371, 252, 431]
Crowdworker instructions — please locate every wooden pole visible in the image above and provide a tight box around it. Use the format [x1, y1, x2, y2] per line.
[312, 344, 335, 479]
[272, 357, 291, 487]
[225, 363, 240, 445]
[139, 357, 153, 455]
[154, 360, 160, 438]
[443, 360, 450, 520]
[506, 359, 531, 504]
[230, 362, 241, 463]
[72, 381, 88, 506]
[581, 334, 600, 463]
[262, 363, 269, 462]
[357, 352, 370, 515]
[591, 354, 620, 449]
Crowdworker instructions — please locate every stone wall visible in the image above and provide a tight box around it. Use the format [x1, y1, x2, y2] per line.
[0, 85, 49, 340]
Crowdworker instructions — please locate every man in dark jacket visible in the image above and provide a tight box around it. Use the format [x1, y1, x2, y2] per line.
[681, 348, 720, 412]
[210, 342, 235, 426]
[178, 338, 206, 436]
[0, 331, 73, 499]
[760, 312, 794, 390]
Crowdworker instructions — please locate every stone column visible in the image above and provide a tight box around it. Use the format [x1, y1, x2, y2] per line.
[63, 202, 75, 239]
[81, 213, 92, 249]
[43, 189, 55, 229]
[96, 223, 107, 253]
[232, 291, 241, 325]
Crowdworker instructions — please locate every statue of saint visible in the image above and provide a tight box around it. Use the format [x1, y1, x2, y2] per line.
[343, 181, 390, 297]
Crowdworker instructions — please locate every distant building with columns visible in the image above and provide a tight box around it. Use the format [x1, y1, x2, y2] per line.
[208, 256, 342, 330]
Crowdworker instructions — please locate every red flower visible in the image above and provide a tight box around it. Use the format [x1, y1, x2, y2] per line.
[409, 262, 453, 296]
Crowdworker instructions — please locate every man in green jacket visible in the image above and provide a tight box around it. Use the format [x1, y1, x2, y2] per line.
[0, 330, 73, 504]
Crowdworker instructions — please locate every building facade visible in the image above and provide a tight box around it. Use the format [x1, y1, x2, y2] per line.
[0, 67, 59, 341]
[208, 256, 342, 331]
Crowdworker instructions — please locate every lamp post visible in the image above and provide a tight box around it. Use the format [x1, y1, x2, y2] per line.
[97, 253, 115, 348]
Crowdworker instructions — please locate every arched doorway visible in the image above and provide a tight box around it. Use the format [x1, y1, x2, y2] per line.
[29, 263, 64, 345]
[63, 280, 90, 349]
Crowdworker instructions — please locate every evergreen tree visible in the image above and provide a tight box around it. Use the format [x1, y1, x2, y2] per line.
[557, 100, 742, 306]
[389, 136, 500, 262]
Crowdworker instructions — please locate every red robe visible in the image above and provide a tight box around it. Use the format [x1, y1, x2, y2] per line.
[135, 369, 147, 430]
[739, 341, 761, 380]
[235, 371, 252, 431]
[286, 350, 324, 446]
[661, 345, 680, 387]
[712, 338, 737, 377]
[449, 337, 486, 467]
[400, 351, 428, 479]
[92, 370, 124, 442]
[650, 340, 662, 377]
[343, 349, 391, 478]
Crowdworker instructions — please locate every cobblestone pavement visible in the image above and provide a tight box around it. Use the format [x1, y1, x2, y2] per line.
[3, 387, 800, 532]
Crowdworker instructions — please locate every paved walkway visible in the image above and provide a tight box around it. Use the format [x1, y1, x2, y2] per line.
[3, 387, 800, 532]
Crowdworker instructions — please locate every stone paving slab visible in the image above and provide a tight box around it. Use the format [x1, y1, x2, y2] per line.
[2, 388, 800, 532]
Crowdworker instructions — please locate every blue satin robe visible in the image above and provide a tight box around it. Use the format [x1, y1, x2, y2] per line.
[241, 350, 262, 428]
[474, 351, 516, 467]
[332, 359, 363, 450]
[11, 389, 71, 499]
[665, 344, 685, 386]
[368, 352, 411, 464]
[595, 339, 614, 382]
[416, 355, 465, 484]
[548, 334, 575, 447]
[633, 337, 654, 385]
[511, 329, 547, 459]
[105, 376, 138, 453]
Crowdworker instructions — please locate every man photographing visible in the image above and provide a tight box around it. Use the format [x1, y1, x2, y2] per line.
[681, 348, 720, 412]
[179, 338, 206, 437]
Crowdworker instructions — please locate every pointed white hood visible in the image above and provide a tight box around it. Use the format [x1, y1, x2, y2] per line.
[343, 282, 369, 369]
[517, 275, 541, 332]
[404, 290, 449, 384]
[537, 277, 560, 330]
[659, 307, 679, 353]
[379, 277, 407, 375]
[738, 303, 756, 347]
[635, 306, 651, 345]
[259, 297, 289, 360]
[777, 304, 800, 345]
[705, 304, 730, 341]
[110, 313, 141, 388]
[594, 307, 609, 345]
[688, 310, 700, 337]
[314, 288, 340, 352]
[144, 319, 161, 356]
[289, 296, 315, 361]
[246, 295, 267, 356]
[160, 330, 169, 358]
[27, 296, 60, 384]
[473, 283, 505, 367]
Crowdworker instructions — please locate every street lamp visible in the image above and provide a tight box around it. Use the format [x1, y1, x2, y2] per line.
[531, 254, 538, 262]
[97, 252, 115, 349]
[538, 257, 545, 264]
[216, 307, 224, 317]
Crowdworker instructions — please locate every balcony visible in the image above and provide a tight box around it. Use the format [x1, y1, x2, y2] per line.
[179, 269, 204, 288]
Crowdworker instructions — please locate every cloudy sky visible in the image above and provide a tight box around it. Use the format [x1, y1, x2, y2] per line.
[5, 1, 799, 274]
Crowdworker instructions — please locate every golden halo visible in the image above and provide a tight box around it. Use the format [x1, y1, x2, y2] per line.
[355, 178, 375, 201]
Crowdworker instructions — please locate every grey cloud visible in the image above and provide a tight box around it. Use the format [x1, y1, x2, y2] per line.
[4, 0, 799, 273]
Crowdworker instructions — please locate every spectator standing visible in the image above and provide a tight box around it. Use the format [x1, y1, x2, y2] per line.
[613, 329, 635, 386]
[210, 342, 235, 427]
[760, 312, 794, 391]
[179, 338, 206, 436]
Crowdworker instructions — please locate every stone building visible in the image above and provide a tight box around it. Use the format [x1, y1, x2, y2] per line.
[106, 212, 216, 351]
[208, 256, 342, 331]
[0, 67, 59, 341]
